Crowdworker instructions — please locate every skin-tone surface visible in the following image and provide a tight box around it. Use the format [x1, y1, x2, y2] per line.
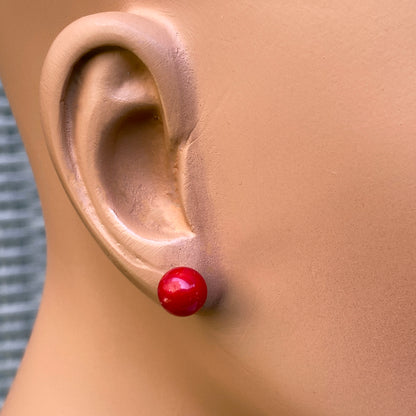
[1, 1, 416, 415]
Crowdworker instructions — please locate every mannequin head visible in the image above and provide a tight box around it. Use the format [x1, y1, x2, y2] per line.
[1, 1, 415, 415]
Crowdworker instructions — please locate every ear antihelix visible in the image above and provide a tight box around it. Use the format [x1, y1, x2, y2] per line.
[39, 12, 209, 304]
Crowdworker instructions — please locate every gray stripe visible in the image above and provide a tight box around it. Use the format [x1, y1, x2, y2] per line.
[0, 80, 46, 408]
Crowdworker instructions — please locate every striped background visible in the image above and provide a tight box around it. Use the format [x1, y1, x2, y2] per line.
[0, 81, 46, 407]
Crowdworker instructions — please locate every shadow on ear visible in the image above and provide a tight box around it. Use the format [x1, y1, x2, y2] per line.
[40, 12, 218, 304]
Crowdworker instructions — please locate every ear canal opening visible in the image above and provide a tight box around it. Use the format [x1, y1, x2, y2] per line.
[64, 47, 193, 241]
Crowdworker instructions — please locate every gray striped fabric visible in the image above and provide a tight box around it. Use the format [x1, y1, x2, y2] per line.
[0, 81, 46, 407]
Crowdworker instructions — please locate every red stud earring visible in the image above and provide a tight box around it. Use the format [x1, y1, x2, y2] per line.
[158, 267, 208, 317]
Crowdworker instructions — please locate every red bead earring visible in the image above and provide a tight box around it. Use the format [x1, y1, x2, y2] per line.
[158, 267, 208, 317]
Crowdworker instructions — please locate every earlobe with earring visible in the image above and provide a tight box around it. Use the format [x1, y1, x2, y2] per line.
[158, 267, 207, 317]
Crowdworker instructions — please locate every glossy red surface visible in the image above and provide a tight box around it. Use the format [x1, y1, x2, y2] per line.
[157, 267, 208, 317]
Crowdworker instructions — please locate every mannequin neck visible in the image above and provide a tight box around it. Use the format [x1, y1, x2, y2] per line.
[1, 212, 211, 415]
[1, 211, 273, 416]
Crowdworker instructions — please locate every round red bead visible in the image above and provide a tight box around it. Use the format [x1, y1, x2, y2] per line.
[158, 267, 208, 317]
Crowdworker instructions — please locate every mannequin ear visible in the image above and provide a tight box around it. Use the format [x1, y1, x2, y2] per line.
[40, 12, 211, 302]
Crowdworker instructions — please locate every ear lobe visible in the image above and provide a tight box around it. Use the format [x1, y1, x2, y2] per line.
[40, 12, 203, 300]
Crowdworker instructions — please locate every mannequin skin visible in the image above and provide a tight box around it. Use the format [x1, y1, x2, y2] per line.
[1, 1, 416, 415]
